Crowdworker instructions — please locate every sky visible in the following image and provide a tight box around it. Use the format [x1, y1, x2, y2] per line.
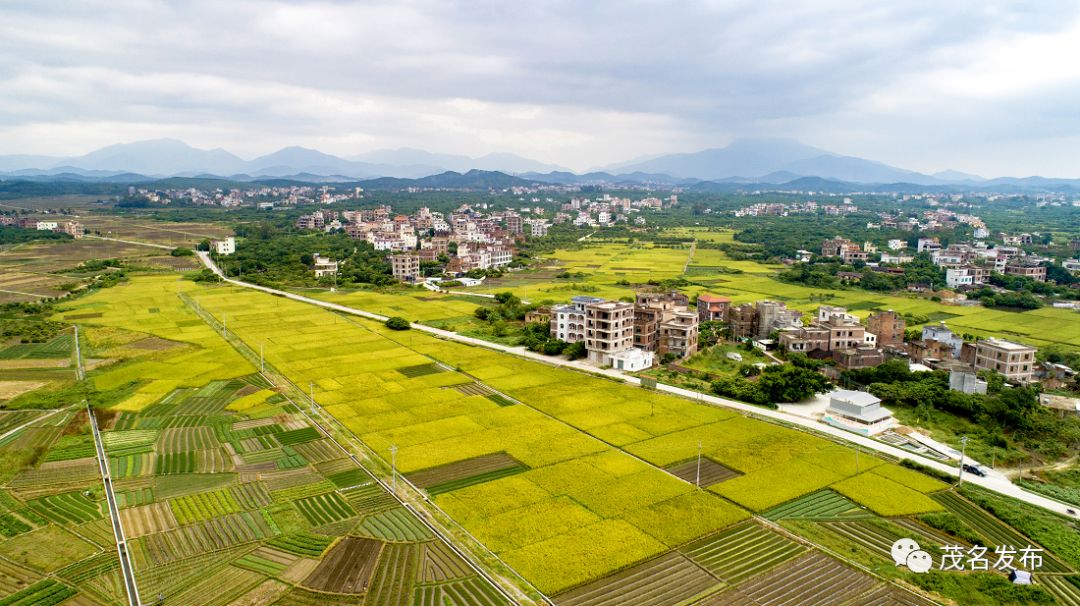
[2, 0, 1079, 176]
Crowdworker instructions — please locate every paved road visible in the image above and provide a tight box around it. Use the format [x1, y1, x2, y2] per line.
[196, 252, 1078, 518]
[88, 403, 141, 606]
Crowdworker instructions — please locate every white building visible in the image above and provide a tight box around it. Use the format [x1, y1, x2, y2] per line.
[550, 296, 604, 343]
[824, 390, 895, 436]
[946, 267, 974, 289]
[35, 221, 58, 231]
[921, 322, 964, 357]
[212, 237, 236, 255]
[313, 254, 338, 278]
[609, 348, 655, 372]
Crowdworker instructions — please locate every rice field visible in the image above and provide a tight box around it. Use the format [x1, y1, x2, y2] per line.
[16, 271, 1072, 605]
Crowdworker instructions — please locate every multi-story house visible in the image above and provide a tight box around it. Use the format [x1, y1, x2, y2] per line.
[865, 310, 905, 349]
[584, 301, 635, 367]
[390, 253, 420, 282]
[549, 296, 604, 343]
[974, 338, 1037, 383]
[696, 294, 730, 324]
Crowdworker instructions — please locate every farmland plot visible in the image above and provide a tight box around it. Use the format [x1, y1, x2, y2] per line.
[703, 552, 877, 606]
[682, 521, 805, 584]
[554, 551, 720, 606]
[300, 536, 382, 593]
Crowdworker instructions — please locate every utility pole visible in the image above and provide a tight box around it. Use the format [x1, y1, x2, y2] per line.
[309, 382, 315, 414]
[390, 444, 398, 493]
[260, 343, 265, 373]
[696, 440, 702, 488]
[855, 443, 860, 475]
[958, 435, 969, 486]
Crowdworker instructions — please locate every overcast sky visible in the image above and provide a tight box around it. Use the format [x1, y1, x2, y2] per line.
[2, 1, 1079, 176]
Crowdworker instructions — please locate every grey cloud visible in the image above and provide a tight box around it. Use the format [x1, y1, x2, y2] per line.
[1, 0, 1079, 173]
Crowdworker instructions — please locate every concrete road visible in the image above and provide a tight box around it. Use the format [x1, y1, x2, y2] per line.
[196, 252, 1079, 519]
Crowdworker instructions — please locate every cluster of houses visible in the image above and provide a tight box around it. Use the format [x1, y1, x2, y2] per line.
[0, 215, 85, 238]
[557, 193, 676, 227]
[818, 229, 1064, 289]
[127, 184, 359, 207]
[732, 199, 858, 218]
[530, 291, 700, 371]
[290, 204, 551, 280]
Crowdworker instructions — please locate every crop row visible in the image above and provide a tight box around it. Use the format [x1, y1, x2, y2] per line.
[42, 434, 96, 462]
[27, 490, 103, 525]
[110, 452, 153, 478]
[419, 540, 473, 583]
[296, 492, 356, 526]
[357, 507, 433, 542]
[230, 482, 272, 509]
[115, 486, 154, 508]
[267, 532, 334, 557]
[140, 510, 275, 566]
[365, 542, 419, 606]
[415, 577, 511, 606]
[0, 579, 77, 606]
[154, 451, 196, 475]
[169, 488, 243, 525]
[682, 521, 805, 584]
[55, 551, 120, 583]
[764, 490, 871, 521]
[554, 551, 717, 606]
[158, 426, 218, 454]
[933, 491, 1071, 573]
[275, 426, 321, 446]
[710, 552, 876, 606]
[0, 512, 31, 538]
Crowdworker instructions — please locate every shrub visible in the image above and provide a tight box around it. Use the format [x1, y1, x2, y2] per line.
[384, 316, 410, 330]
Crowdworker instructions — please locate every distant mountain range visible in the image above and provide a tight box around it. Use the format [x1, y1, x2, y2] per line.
[2, 137, 1080, 193]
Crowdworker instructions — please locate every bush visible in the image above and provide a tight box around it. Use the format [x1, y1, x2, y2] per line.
[170, 247, 195, 257]
[384, 316, 410, 330]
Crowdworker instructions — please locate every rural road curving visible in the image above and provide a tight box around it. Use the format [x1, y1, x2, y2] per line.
[195, 252, 1078, 519]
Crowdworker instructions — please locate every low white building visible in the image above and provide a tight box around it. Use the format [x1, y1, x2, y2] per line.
[823, 390, 895, 436]
[212, 237, 236, 255]
[608, 347, 654, 372]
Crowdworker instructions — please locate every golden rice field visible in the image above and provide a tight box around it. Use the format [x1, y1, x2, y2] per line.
[56, 275, 255, 410]
[59, 275, 956, 595]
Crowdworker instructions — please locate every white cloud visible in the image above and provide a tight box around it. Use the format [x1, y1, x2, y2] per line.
[0, 0, 1078, 174]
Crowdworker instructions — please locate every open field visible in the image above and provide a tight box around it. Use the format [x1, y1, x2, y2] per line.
[9, 272, 1068, 605]
[77, 216, 232, 247]
[402, 236, 1080, 351]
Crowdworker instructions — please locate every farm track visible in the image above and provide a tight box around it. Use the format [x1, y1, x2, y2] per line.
[88, 402, 141, 606]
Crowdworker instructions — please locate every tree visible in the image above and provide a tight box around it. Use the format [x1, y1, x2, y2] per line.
[384, 316, 410, 330]
[564, 341, 587, 360]
[757, 365, 832, 403]
[170, 247, 194, 257]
